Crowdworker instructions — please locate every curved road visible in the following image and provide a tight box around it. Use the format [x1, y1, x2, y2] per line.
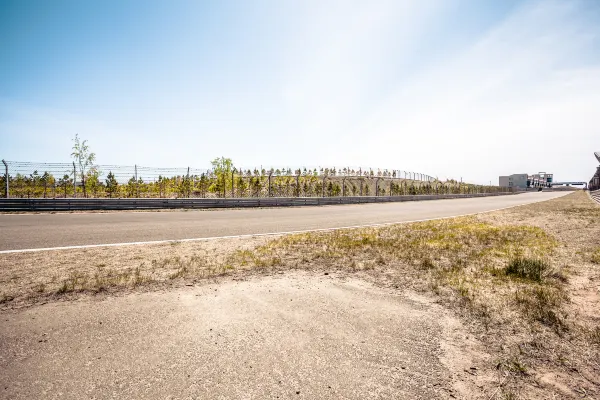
[0, 192, 567, 252]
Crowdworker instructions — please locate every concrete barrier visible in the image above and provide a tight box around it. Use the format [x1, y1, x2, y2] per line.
[0, 192, 517, 212]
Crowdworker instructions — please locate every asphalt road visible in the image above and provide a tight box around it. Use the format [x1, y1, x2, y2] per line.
[0, 192, 567, 251]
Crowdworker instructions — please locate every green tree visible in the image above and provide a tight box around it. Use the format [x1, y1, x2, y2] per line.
[105, 171, 118, 198]
[127, 176, 136, 197]
[87, 168, 102, 197]
[40, 171, 55, 198]
[209, 157, 233, 197]
[236, 176, 248, 197]
[71, 134, 96, 198]
[58, 174, 72, 198]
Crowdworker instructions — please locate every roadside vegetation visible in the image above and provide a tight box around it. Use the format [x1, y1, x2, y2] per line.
[1, 136, 508, 199]
[1, 191, 598, 398]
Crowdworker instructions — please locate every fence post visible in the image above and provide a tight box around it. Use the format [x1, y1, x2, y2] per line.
[187, 167, 190, 198]
[2, 160, 8, 198]
[72, 162, 77, 198]
[135, 164, 139, 198]
[231, 168, 235, 198]
[268, 172, 272, 197]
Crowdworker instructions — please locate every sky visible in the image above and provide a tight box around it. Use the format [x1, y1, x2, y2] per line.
[1, 0, 599, 184]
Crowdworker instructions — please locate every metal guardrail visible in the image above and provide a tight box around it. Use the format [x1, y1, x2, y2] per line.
[0, 192, 516, 212]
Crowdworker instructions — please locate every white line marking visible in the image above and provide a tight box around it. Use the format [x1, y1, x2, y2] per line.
[0, 195, 561, 254]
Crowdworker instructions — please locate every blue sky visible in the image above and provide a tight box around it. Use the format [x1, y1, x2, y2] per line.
[1, 0, 599, 184]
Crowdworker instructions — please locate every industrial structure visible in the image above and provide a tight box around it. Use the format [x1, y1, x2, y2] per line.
[499, 172, 553, 189]
[589, 152, 600, 191]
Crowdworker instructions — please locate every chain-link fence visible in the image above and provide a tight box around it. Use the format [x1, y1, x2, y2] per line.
[0, 160, 510, 199]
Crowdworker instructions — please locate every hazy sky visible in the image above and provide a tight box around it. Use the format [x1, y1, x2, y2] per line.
[1, 0, 599, 184]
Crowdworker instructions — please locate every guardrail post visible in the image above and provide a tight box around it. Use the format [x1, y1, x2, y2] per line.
[72, 162, 77, 198]
[2, 160, 8, 198]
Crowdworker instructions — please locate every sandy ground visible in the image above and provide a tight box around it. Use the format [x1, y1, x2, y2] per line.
[0, 272, 492, 400]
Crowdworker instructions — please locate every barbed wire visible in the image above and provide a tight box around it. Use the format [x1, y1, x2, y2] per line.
[1, 160, 437, 184]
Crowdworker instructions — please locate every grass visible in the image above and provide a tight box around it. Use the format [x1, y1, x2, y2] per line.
[505, 256, 550, 282]
[591, 248, 600, 264]
[514, 286, 568, 332]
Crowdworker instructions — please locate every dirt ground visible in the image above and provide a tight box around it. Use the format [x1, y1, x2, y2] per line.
[1, 191, 599, 399]
[0, 272, 494, 400]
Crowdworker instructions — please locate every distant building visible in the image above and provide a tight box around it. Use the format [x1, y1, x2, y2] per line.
[499, 174, 528, 189]
[589, 152, 600, 191]
[499, 172, 553, 189]
[529, 172, 553, 188]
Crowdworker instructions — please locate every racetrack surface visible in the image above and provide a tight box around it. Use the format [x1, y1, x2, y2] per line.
[0, 192, 567, 251]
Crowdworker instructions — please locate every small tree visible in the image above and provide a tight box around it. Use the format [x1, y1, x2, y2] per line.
[71, 134, 96, 198]
[126, 176, 136, 197]
[105, 172, 118, 198]
[210, 157, 233, 197]
[86, 168, 102, 197]
[58, 174, 72, 198]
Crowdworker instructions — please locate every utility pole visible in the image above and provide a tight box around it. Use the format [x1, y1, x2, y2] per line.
[2, 160, 8, 198]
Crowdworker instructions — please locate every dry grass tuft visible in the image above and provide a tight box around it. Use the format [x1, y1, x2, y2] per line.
[505, 257, 551, 282]
[591, 247, 600, 264]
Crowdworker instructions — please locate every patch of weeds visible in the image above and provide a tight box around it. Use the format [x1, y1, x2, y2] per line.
[498, 356, 528, 375]
[132, 265, 150, 286]
[457, 283, 470, 300]
[515, 286, 568, 332]
[169, 264, 188, 279]
[505, 257, 550, 282]
[591, 248, 600, 264]
[56, 280, 69, 294]
[419, 258, 435, 270]
[502, 391, 518, 400]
